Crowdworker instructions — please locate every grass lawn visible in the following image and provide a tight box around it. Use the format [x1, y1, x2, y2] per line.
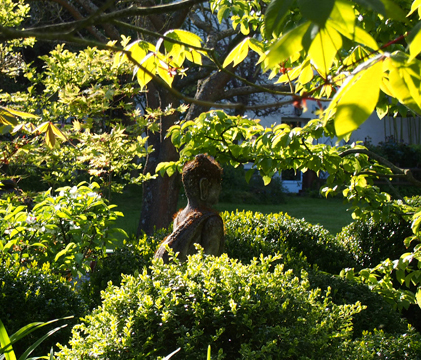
[111, 185, 353, 236]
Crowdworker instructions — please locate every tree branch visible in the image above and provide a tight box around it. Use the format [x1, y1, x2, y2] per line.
[340, 148, 421, 188]
[4, 0, 208, 36]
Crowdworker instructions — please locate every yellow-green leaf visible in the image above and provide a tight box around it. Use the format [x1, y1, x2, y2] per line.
[157, 61, 175, 87]
[45, 123, 56, 149]
[35, 121, 50, 133]
[386, 56, 421, 114]
[329, 17, 378, 50]
[330, 0, 356, 35]
[408, 0, 421, 17]
[334, 60, 384, 136]
[308, 24, 342, 77]
[136, 53, 156, 89]
[408, 22, 421, 61]
[298, 59, 313, 84]
[266, 21, 311, 69]
[49, 122, 68, 142]
[223, 38, 250, 68]
[115, 40, 154, 67]
[416, 288, 421, 308]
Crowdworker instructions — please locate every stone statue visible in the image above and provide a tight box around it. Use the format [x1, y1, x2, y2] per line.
[155, 154, 224, 263]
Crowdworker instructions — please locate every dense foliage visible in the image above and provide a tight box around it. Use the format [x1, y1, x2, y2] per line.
[0, 182, 124, 278]
[0, 261, 86, 358]
[219, 165, 287, 204]
[80, 232, 165, 309]
[57, 251, 421, 360]
[338, 217, 414, 269]
[224, 210, 354, 274]
[57, 252, 364, 359]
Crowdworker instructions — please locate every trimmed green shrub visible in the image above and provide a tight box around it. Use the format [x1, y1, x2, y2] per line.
[308, 272, 407, 337]
[56, 252, 363, 359]
[223, 210, 356, 274]
[80, 232, 165, 309]
[339, 326, 421, 359]
[0, 260, 87, 358]
[337, 217, 413, 269]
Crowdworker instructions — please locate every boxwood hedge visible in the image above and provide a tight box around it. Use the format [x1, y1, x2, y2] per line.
[0, 260, 87, 358]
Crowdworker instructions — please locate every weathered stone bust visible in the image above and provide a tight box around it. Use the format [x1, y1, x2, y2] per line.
[155, 154, 224, 263]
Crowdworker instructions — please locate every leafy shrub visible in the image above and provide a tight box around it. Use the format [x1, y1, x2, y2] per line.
[0, 260, 86, 358]
[339, 326, 421, 359]
[219, 165, 286, 204]
[80, 232, 165, 309]
[223, 210, 356, 274]
[308, 272, 407, 337]
[0, 182, 124, 277]
[56, 252, 363, 359]
[337, 217, 413, 269]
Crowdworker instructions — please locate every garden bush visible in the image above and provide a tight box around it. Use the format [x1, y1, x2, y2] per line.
[308, 272, 407, 337]
[80, 232, 165, 309]
[223, 210, 356, 274]
[57, 252, 363, 359]
[340, 326, 421, 359]
[337, 217, 414, 269]
[0, 182, 124, 277]
[0, 260, 87, 358]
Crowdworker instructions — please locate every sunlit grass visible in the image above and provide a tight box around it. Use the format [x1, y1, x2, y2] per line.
[111, 185, 353, 237]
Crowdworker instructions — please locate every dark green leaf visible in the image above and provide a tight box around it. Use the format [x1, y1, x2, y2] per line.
[298, 0, 335, 27]
[264, 0, 293, 38]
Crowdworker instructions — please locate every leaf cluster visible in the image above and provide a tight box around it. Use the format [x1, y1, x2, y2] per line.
[0, 182, 125, 278]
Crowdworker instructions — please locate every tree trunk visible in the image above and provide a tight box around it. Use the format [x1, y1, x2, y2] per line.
[137, 84, 182, 236]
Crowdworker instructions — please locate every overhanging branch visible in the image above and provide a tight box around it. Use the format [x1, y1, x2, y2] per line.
[340, 148, 421, 188]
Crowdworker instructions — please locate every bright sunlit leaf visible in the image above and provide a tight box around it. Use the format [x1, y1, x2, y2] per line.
[408, 0, 421, 17]
[223, 38, 250, 67]
[266, 21, 311, 69]
[407, 22, 421, 61]
[308, 24, 342, 77]
[136, 53, 157, 89]
[334, 60, 384, 137]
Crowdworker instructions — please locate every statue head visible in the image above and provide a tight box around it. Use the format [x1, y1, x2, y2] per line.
[182, 154, 222, 205]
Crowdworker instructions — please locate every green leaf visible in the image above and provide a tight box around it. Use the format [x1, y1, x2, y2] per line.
[0, 319, 16, 360]
[408, 0, 421, 17]
[353, 0, 386, 16]
[334, 60, 384, 137]
[264, 0, 293, 38]
[18, 324, 68, 360]
[388, 61, 421, 114]
[308, 24, 342, 77]
[223, 38, 250, 68]
[298, 0, 335, 27]
[266, 21, 311, 69]
[407, 21, 421, 61]
[416, 288, 421, 308]
[245, 168, 255, 183]
[136, 53, 156, 89]
[380, 0, 407, 22]
[217, 5, 230, 23]
[262, 175, 272, 185]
